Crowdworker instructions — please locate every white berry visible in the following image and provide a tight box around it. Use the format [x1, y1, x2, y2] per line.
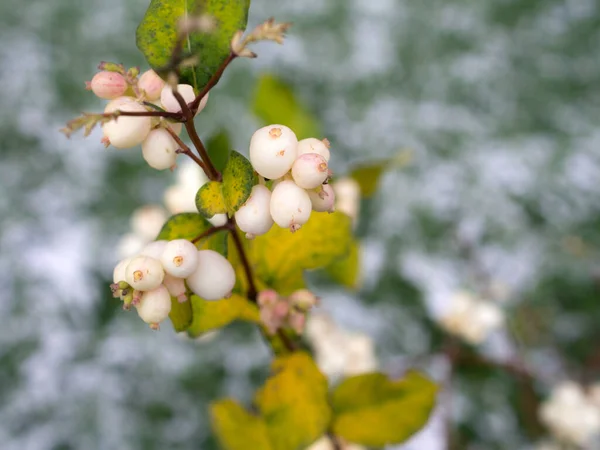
[139, 240, 168, 259]
[160, 84, 208, 115]
[297, 138, 331, 162]
[136, 285, 172, 326]
[249, 124, 298, 179]
[186, 250, 235, 300]
[125, 256, 165, 291]
[104, 96, 135, 114]
[138, 69, 165, 101]
[291, 153, 329, 189]
[308, 184, 336, 212]
[142, 128, 178, 170]
[269, 180, 312, 232]
[113, 257, 133, 284]
[163, 273, 188, 303]
[160, 239, 199, 278]
[88, 71, 128, 100]
[130, 206, 168, 240]
[234, 184, 274, 238]
[102, 101, 152, 149]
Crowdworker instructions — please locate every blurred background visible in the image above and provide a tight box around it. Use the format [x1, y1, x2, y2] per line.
[1, 0, 600, 449]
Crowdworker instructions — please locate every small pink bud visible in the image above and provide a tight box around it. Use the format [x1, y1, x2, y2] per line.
[273, 300, 290, 319]
[289, 289, 319, 311]
[257, 289, 279, 307]
[288, 311, 306, 334]
[90, 71, 128, 100]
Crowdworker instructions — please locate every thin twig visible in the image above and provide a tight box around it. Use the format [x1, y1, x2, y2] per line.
[104, 110, 183, 120]
[277, 329, 300, 352]
[327, 432, 342, 450]
[165, 126, 207, 171]
[191, 224, 231, 244]
[229, 219, 258, 302]
[189, 52, 237, 112]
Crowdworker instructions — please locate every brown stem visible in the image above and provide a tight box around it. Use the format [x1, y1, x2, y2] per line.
[327, 432, 342, 450]
[165, 126, 207, 171]
[191, 224, 231, 244]
[189, 52, 237, 112]
[171, 88, 220, 181]
[229, 218, 258, 302]
[104, 110, 183, 120]
[277, 329, 300, 352]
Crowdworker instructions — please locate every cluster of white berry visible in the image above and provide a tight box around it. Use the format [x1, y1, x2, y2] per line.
[87, 67, 208, 170]
[111, 239, 235, 329]
[234, 124, 335, 238]
[438, 290, 504, 345]
[539, 381, 600, 447]
[257, 289, 319, 335]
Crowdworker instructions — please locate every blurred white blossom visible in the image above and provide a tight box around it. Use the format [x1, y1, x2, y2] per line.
[332, 177, 360, 227]
[116, 205, 168, 258]
[539, 381, 600, 447]
[306, 313, 377, 379]
[305, 436, 365, 450]
[438, 290, 504, 344]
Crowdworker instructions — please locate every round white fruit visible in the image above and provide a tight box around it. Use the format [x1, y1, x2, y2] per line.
[142, 128, 178, 170]
[307, 184, 336, 212]
[139, 240, 168, 259]
[104, 96, 136, 113]
[269, 180, 312, 231]
[291, 153, 329, 189]
[249, 124, 298, 179]
[138, 69, 165, 101]
[186, 250, 235, 300]
[234, 184, 274, 238]
[136, 285, 172, 325]
[297, 138, 330, 162]
[160, 84, 208, 115]
[125, 255, 165, 291]
[102, 101, 152, 149]
[113, 257, 133, 284]
[90, 71, 128, 100]
[160, 239, 199, 278]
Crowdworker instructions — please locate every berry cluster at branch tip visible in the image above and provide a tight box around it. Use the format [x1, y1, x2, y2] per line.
[236, 124, 335, 238]
[86, 65, 208, 170]
[111, 239, 235, 330]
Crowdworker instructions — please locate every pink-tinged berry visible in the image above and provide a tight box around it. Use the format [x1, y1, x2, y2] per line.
[291, 153, 329, 189]
[288, 311, 306, 334]
[138, 69, 165, 101]
[163, 273, 188, 303]
[160, 239, 199, 278]
[249, 124, 298, 179]
[257, 289, 279, 307]
[185, 250, 235, 300]
[142, 128, 178, 170]
[135, 285, 172, 328]
[125, 256, 165, 291]
[88, 71, 128, 100]
[307, 184, 336, 212]
[269, 180, 312, 232]
[296, 137, 331, 162]
[288, 289, 319, 311]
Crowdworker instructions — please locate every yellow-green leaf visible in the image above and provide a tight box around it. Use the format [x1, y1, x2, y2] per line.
[255, 352, 331, 450]
[331, 371, 438, 447]
[187, 293, 259, 337]
[324, 240, 361, 290]
[211, 399, 273, 450]
[136, 0, 250, 91]
[222, 151, 257, 214]
[168, 296, 193, 332]
[349, 150, 413, 198]
[249, 211, 353, 295]
[253, 75, 320, 139]
[196, 181, 227, 218]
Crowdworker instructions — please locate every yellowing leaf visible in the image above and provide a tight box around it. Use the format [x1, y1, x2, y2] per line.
[168, 296, 193, 332]
[211, 399, 273, 450]
[222, 151, 257, 214]
[255, 352, 331, 450]
[324, 240, 361, 290]
[196, 181, 227, 218]
[349, 150, 413, 198]
[331, 371, 438, 447]
[187, 293, 259, 337]
[250, 211, 353, 295]
[253, 75, 320, 139]
[136, 0, 250, 90]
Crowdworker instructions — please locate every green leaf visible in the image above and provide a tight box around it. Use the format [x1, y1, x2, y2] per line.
[207, 130, 231, 173]
[249, 211, 354, 295]
[349, 150, 413, 198]
[253, 75, 320, 139]
[136, 0, 250, 90]
[222, 151, 257, 214]
[169, 296, 193, 332]
[187, 293, 259, 337]
[324, 240, 361, 290]
[255, 352, 331, 450]
[331, 371, 438, 447]
[211, 399, 273, 450]
[196, 181, 227, 218]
